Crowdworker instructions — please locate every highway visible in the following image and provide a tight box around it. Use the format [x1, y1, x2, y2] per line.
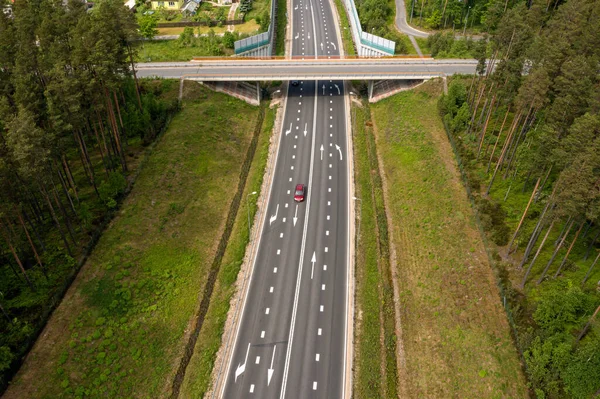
[135, 59, 479, 81]
[219, 0, 349, 396]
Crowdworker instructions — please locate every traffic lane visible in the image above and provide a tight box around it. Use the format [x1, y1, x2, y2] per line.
[310, 0, 339, 57]
[222, 81, 316, 398]
[282, 81, 347, 398]
[292, 0, 315, 58]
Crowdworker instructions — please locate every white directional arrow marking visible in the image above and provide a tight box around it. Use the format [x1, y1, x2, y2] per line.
[308, 32, 311, 39]
[295, 33, 299, 39]
[270, 204, 279, 225]
[331, 42, 337, 50]
[334, 84, 340, 95]
[235, 343, 251, 382]
[294, 4, 298, 9]
[285, 123, 292, 135]
[320, 42, 323, 50]
[293, 205, 298, 226]
[268, 345, 277, 386]
[303, 123, 308, 137]
[320, 144, 324, 160]
[322, 84, 325, 95]
[335, 144, 343, 161]
[311, 252, 316, 279]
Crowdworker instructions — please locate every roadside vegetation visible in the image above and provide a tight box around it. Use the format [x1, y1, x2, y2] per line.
[438, 1, 600, 397]
[351, 101, 398, 398]
[180, 104, 276, 397]
[368, 80, 528, 397]
[275, 0, 287, 55]
[0, 0, 182, 393]
[332, 0, 356, 56]
[2, 83, 265, 398]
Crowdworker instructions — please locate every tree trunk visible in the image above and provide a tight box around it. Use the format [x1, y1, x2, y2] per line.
[584, 229, 600, 260]
[23, 209, 45, 251]
[127, 43, 143, 112]
[62, 154, 78, 202]
[537, 219, 574, 284]
[486, 106, 510, 173]
[508, 177, 541, 253]
[0, 225, 35, 291]
[487, 111, 522, 195]
[16, 211, 46, 278]
[477, 95, 496, 158]
[521, 219, 555, 288]
[51, 182, 76, 246]
[577, 304, 600, 342]
[55, 161, 76, 215]
[553, 220, 585, 278]
[518, 200, 551, 269]
[113, 90, 124, 128]
[582, 250, 600, 285]
[93, 122, 111, 178]
[555, 216, 573, 247]
[40, 183, 72, 256]
[534, 164, 552, 203]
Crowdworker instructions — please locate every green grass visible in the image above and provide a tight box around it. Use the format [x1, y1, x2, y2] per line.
[352, 103, 398, 398]
[415, 37, 430, 54]
[244, 0, 271, 24]
[4, 83, 263, 399]
[179, 105, 275, 397]
[275, 0, 287, 55]
[332, 0, 356, 56]
[368, 80, 528, 398]
[135, 40, 234, 62]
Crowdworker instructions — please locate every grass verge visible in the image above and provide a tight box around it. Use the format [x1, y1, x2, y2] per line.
[179, 105, 276, 397]
[332, 0, 356, 56]
[275, 0, 287, 55]
[3, 82, 263, 399]
[368, 80, 528, 397]
[352, 101, 398, 398]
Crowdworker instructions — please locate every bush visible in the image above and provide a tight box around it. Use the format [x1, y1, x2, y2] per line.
[476, 197, 510, 245]
[98, 172, 127, 208]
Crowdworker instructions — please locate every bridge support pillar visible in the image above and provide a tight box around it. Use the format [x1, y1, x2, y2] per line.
[368, 80, 374, 101]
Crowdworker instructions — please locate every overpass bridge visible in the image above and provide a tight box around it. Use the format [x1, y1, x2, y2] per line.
[135, 58, 484, 102]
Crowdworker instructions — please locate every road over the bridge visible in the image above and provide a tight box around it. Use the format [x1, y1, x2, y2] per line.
[135, 58, 479, 81]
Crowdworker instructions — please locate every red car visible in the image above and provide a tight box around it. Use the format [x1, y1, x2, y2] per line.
[294, 184, 306, 202]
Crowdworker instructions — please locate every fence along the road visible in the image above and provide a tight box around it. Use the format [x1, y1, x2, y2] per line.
[234, 0, 277, 56]
[341, 0, 395, 56]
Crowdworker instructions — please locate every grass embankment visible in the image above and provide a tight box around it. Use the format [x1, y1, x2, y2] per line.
[4, 83, 264, 398]
[179, 105, 275, 397]
[136, 38, 236, 62]
[352, 104, 398, 397]
[332, 0, 356, 56]
[274, 0, 287, 55]
[368, 80, 528, 397]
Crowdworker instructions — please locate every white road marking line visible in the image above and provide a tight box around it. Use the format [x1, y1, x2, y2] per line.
[330, 115, 333, 119]
[316, 354, 320, 361]
[313, 382, 318, 391]
[325, 247, 328, 252]
[261, 331, 265, 338]
[327, 201, 331, 205]
[328, 188, 331, 192]
[289, 177, 292, 182]
[330, 134, 332, 137]
[295, 135, 298, 139]
[318, 328, 322, 335]
[287, 190, 291, 194]
[250, 384, 255, 393]
[329, 153, 332, 157]
[274, 267, 278, 273]
[320, 305, 324, 312]
[256, 356, 260, 364]
[330, 108, 333, 111]
[269, 287, 273, 293]
[270, 204, 279, 225]
[322, 284, 325, 291]
[329, 164, 332, 168]
[329, 175, 332, 180]
[293, 145, 297, 148]
[277, 249, 281, 255]
[283, 217, 286, 222]
[324, 265, 327, 271]
[285, 203, 289, 208]
[327, 215, 330, 220]
[266, 308, 270, 314]
[291, 166, 294, 170]
[326, 230, 329, 236]
[329, 143, 332, 147]
[280, 232, 284, 238]
[310, 251, 316, 279]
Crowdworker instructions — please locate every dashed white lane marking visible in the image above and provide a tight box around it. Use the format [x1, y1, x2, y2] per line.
[329, 153, 332, 157]
[280, 232, 284, 238]
[274, 267, 278, 273]
[313, 382, 317, 390]
[277, 249, 281, 255]
[329, 143, 332, 147]
[330, 116, 333, 119]
[299, 102, 302, 105]
[321, 284, 326, 291]
[330, 134, 333, 137]
[298, 110, 301, 113]
[329, 175, 332, 180]
[296, 125, 299, 130]
[297, 117, 300, 121]
[266, 308, 270, 314]
[256, 356, 260, 364]
[250, 384, 255, 393]
[326, 230, 329, 236]
[289, 177, 292, 182]
[295, 135, 298, 139]
[327, 200, 331, 205]
[261, 330, 265, 338]
[294, 145, 297, 148]
[330, 108, 333, 111]
[316, 354, 320, 361]
[269, 286, 274, 293]
[287, 190, 291, 194]
[329, 164, 332, 168]
[292, 155, 295, 159]
[320, 305, 324, 312]
[327, 215, 330, 220]
[285, 203, 289, 208]
[318, 328, 322, 335]
[325, 247, 329, 252]
[283, 217, 286, 222]
[291, 166, 294, 170]
[300, 95, 303, 98]
[328, 188, 331, 192]
[324, 264, 327, 271]
[330, 100, 332, 103]
[329, 125, 332, 128]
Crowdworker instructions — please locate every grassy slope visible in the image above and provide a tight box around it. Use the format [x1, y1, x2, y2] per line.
[135, 40, 235, 62]
[332, 0, 356, 56]
[369, 80, 528, 398]
[352, 103, 398, 398]
[179, 105, 275, 397]
[4, 83, 262, 399]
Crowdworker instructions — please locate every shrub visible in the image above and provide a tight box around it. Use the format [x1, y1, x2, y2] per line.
[98, 172, 127, 208]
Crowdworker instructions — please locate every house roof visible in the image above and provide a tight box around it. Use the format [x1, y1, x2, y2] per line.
[182, 0, 198, 12]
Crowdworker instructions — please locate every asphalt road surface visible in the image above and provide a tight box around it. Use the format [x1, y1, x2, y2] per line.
[220, 0, 349, 397]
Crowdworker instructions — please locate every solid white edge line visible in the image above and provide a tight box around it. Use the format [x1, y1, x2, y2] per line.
[218, 76, 292, 399]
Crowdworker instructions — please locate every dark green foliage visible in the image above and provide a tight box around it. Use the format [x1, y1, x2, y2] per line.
[476, 197, 510, 245]
[427, 32, 477, 58]
[0, 0, 179, 393]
